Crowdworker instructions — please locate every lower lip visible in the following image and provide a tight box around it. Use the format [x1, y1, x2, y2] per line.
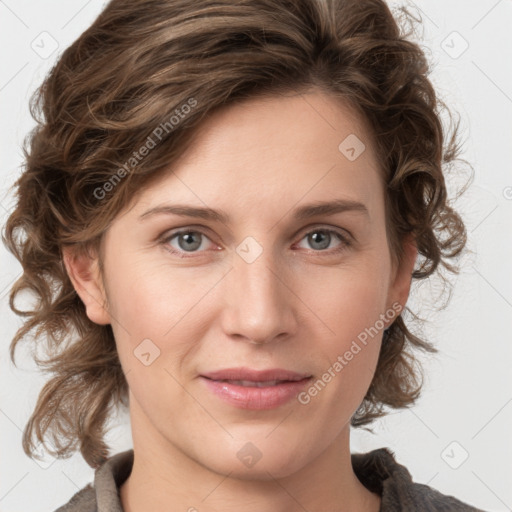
[200, 376, 312, 410]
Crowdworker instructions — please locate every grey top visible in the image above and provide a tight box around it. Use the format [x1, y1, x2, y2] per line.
[54, 447, 485, 511]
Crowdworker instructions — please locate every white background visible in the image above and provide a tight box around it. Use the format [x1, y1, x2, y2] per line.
[1, 1, 511, 511]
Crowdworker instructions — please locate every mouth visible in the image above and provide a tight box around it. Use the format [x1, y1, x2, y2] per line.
[200, 367, 312, 382]
[209, 379, 304, 387]
[199, 368, 313, 410]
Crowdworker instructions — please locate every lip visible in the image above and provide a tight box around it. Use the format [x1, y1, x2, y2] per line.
[201, 367, 311, 382]
[199, 367, 312, 410]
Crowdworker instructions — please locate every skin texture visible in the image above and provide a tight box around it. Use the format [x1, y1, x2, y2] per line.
[63, 89, 417, 512]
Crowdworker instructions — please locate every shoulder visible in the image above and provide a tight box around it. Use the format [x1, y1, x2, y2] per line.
[53, 484, 96, 512]
[352, 447, 486, 511]
[53, 449, 134, 512]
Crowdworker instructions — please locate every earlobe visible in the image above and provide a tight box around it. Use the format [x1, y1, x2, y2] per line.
[387, 233, 417, 319]
[61, 245, 111, 326]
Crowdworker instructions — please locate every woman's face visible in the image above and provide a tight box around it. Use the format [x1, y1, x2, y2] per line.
[67, 89, 415, 478]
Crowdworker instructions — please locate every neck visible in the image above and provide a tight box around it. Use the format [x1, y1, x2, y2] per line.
[120, 401, 381, 512]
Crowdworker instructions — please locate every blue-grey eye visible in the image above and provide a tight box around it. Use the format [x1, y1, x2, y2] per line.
[174, 231, 205, 252]
[307, 230, 332, 250]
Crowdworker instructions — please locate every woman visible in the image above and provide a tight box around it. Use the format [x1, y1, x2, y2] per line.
[3, 0, 483, 510]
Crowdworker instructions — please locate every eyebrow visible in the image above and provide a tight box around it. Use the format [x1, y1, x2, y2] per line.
[138, 198, 369, 223]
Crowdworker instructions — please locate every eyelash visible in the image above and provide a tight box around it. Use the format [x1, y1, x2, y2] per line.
[159, 226, 353, 259]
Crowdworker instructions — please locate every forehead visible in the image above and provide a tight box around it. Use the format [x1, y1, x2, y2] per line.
[130, 90, 383, 221]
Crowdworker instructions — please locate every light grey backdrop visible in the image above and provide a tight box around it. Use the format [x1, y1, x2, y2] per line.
[1, 0, 511, 511]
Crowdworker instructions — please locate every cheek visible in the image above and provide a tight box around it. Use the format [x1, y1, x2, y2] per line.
[105, 258, 226, 387]
[303, 259, 390, 341]
[105, 260, 205, 421]
[296, 271, 387, 423]
[106, 257, 219, 337]
[296, 259, 389, 392]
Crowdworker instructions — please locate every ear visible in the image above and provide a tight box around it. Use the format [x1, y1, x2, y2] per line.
[386, 233, 417, 323]
[61, 245, 111, 325]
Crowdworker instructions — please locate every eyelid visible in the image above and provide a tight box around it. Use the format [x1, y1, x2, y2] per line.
[159, 223, 354, 257]
[160, 223, 353, 241]
[295, 223, 353, 242]
[158, 225, 220, 252]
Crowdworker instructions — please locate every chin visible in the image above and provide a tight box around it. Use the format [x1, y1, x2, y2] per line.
[214, 455, 306, 482]
[195, 434, 311, 480]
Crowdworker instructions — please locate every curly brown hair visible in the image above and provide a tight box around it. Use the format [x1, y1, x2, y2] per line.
[2, 0, 472, 469]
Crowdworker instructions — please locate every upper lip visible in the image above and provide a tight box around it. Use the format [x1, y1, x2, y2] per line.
[201, 367, 312, 382]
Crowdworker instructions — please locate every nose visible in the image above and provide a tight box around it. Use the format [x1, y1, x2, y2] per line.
[219, 245, 298, 345]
